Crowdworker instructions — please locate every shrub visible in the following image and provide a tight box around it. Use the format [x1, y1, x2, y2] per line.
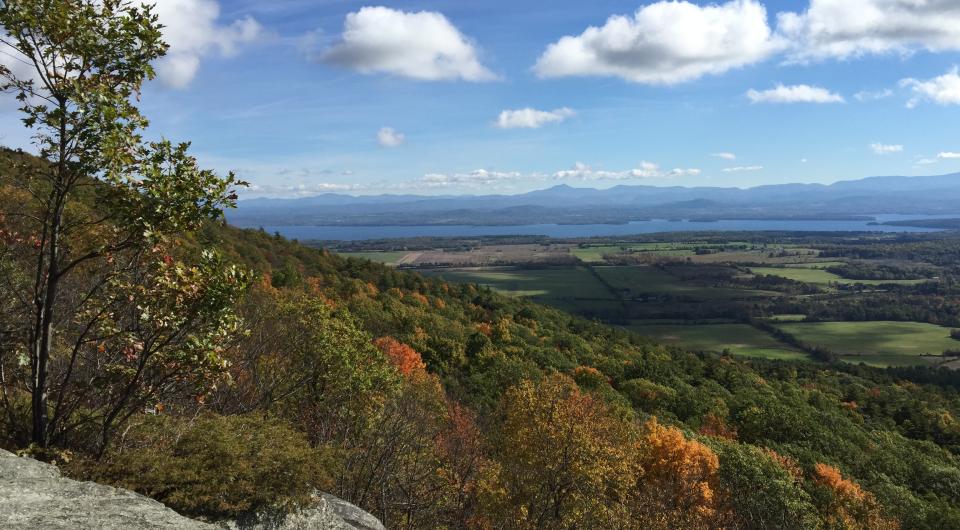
[71, 413, 336, 520]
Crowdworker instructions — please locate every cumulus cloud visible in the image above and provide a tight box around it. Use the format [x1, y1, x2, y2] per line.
[533, 0, 778, 85]
[153, 0, 262, 89]
[419, 169, 527, 187]
[712, 152, 737, 161]
[940, 152, 960, 159]
[244, 182, 357, 198]
[746, 84, 845, 104]
[495, 107, 575, 129]
[870, 143, 904, 155]
[722, 165, 763, 172]
[553, 162, 700, 181]
[854, 89, 894, 102]
[777, 0, 960, 62]
[901, 67, 960, 108]
[377, 127, 405, 147]
[322, 6, 495, 81]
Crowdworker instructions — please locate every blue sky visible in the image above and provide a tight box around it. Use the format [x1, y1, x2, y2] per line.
[4, 0, 960, 197]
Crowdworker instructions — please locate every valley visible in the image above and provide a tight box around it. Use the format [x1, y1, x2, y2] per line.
[334, 231, 960, 368]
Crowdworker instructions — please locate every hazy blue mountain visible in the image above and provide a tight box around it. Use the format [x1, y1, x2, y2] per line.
[229, 172, 960, 227]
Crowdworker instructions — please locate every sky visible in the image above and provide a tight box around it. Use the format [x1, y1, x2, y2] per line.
[4, 0, 960, 197]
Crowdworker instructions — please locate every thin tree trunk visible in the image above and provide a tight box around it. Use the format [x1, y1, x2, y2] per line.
[31, 100, 68, 448]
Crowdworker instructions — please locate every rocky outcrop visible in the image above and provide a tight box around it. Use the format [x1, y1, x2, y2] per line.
[0, 448, 213, 529]
[228, 495, 385, 530]
[0, 449, 384, 530]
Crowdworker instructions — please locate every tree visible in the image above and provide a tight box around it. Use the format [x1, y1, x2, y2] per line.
[0, 0, 247, 450]
[217, 288, 397, 446]
[633, 418, 724, 528]
[373, 336, 426, 377]
[489, 374, 639, 529]
[812, 463, 900, 530]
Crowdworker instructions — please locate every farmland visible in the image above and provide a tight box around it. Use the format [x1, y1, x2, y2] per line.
[776, 321, 960, 366]
[334, 231, 960, 368]
[749, 265, 930, 286]
[626, 322, 808, 361]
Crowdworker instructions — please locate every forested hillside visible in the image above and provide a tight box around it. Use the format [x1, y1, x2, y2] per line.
[2, 2, 960, 529]
[5, 146, 960, 527]
[6, 158, 960, 528]
[214, 224, 960, 529]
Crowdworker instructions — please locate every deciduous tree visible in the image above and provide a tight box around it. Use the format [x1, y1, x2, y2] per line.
[0, 0, 247, 451]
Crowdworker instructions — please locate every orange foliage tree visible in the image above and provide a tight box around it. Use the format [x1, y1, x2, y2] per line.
[374, 336, 426, 376]
[633, 418, 725, 529]
[812, 463, 899, 530]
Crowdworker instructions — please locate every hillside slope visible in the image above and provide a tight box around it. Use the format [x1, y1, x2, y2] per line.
[202, 223, 960, 529]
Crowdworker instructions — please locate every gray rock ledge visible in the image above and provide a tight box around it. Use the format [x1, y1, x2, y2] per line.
[0, 449, 384, 530]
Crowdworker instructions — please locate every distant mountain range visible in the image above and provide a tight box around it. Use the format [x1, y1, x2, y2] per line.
[229, 172, 960, 227]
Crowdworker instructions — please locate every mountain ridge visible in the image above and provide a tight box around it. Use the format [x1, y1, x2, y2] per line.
[230, 172, 960, 227]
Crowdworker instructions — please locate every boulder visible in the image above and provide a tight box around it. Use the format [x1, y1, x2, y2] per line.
[227, 494, 385, 530]
[0, 449, 385, 530]
[0, 448, 213, 529]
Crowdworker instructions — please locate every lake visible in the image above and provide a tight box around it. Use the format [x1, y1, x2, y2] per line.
[235, 214, 955, 241]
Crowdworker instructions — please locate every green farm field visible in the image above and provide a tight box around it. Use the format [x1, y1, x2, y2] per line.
[776, 321, 960, 366]
[571, 243, 697, 263]
[749, 266, 928, 286]
[628, 322, 808, 361]
[595, 266, 777, 299]
[339, 251, 410, 265]
[426, 267, 615, 302]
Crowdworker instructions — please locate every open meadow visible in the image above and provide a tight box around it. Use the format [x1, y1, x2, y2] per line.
[776, 321, 960, 366]
[626, 322, 808, 360]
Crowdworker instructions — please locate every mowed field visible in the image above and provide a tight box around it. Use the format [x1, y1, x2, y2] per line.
[571, 243, 696, 263]
[776, 321, 960, 366]
[424, 267, 619, 314]
[628, 323, 808, 361]
[595, 266, 778, 300]
[339, 251, 410, 265]
[749, 266, 929, 286]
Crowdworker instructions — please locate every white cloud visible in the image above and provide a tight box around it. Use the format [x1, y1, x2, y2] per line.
[712, 152, 737, 161]
[553, 161, 700, 181]
[322, 6, 495, 81]
[746, 84, 845, 104]
[854, 89, 894, 102]
[419, 169, 527, 187]
[153, 0, 262, 89]
[939, 152, 960, 159]
[870, 143, 904, 155]
[901, 67, 960, 108]
[377, 127, 406, 147]
[722, 165, 763, 172]
[533, 0, 779, 85]
[495, 107, 575, 129]
[777, 0, 960, 62]
[244, 182, 357, 198]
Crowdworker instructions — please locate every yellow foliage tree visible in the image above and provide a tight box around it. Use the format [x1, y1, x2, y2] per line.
[488, 374, 639, 529]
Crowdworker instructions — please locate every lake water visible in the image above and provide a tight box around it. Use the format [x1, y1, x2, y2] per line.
[242, 214, 954, 241]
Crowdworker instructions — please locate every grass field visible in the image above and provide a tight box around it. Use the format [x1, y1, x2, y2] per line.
[595, 266, 777, 300]
[339, 251, 410, 265]
[426, 267, 616, 302]
[571, 243, 697, 263]
[776, 321, 960, 366]
[627, 322, 808, 360]
[749, 266, 928, 286]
